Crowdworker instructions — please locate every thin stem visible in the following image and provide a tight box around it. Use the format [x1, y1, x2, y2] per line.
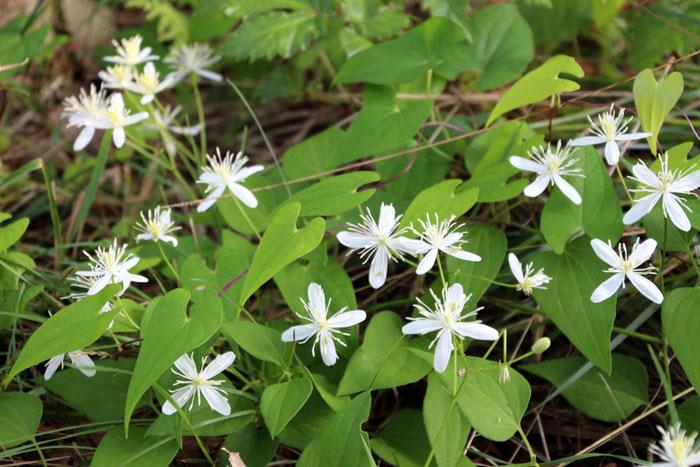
[191, 75, 206, 164]
[615, 163, 633, 203]
[517, 427, 539, 466]
[436, 254, 446, 288]
[685, 243, 700, 286]
[234, 197, 261, 241]
[115, 295, 139, 331]
[157, 242, 180, 285]
[660, 218, 667, 295]
[612, 326, 663, 344]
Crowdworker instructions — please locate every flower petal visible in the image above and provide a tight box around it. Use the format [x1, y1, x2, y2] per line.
[677, 169, 700, 191]
[201, 351, 235, 380]
[553, 175, 582, 205]
[451, 322, 499, 341]
[446, 283, 464, 305]
[402, 319, 443, 335]
[390, 237, 425, 256]
[307, 283, 326, 317]
[627, 272, 663, 304]
[509, 156, 543, 173]
[433, 329, 453, 373]
[369, 246, 388, 289]
[113, 127, 126, 148]
[162, 385, 195, 415]
[631, 163, 661, 189]
[615, 132, 652, 141]
[446, 249, 481, 263]
[44, 355, 64, 381]
[337, 231, 370, 249]
[197, 186, 225, 213]
[664, 195, 692, 232]
[569, 136, 606, 146]
[281, 324, 317, 342]
[590, 239, 621, 268]
[590, 273, 624, 303]
[328, 310, 366, 328]
[173, 354, 198, 379]
[623, 193, 661, 225]
[319, 330, 338, 366]
[378, 204, 397, 233]
[508, 253, 524, 283]
[74, 126, 96, 151]
[228, 182, 258, 209]
[70, 354, 96, 377]
[604, 141, 620, 165]
[523, 175, 551, 198]
[200, 386, 231, 415]
[629, 238, 657, 266]
[416, 248, 438, 275]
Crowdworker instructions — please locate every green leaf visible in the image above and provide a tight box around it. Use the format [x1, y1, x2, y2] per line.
[240, 203, 325, 305]
[0, 159, 42, 192]
[521, 354, 648, 422]
[124, 289, 223, 430]
[282, 126, 344, 182]
[398, 179, 479, 230]
[297, 392, 373, 467]
[446, 224, 507, 303]
[633, 69, 683, 155]
[223, 319, 290, 366]
[0, 17, 49, 78]
[370, 409, 433, 467]
[424, 373, 470, 467]
[3, 285, 120, 384]
[679, 396, 700, 434]
[337, 311, 433, 396]
[222, 11, 320, 61]
[437, 357, 530, 442]
[217, 173, 276, 235]
[591, 0, 625, 28]
[92, 426, 178, 467]
[336, 17, 466, 85]
[219, 424, 280, 467]
[540, 147, 623, 253]
[663, 288, 700, 393]
[486, 55, 584, 127]
[532, 238, 615, 373]
[261, 378, 313, 437]
[449, 4, 533, 90]
[518, 0, 592, 52]
[0, 392, 42, 448]
[125, 0, 189, 44]
[278, 391, 336, 449]
[0, 217, 29, 252]
[276, 172, 379, 217]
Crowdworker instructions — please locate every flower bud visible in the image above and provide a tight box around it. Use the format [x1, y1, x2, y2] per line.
[531, 337, 551, 355]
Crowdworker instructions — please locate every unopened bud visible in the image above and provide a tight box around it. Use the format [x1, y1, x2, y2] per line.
[499, 363, 511, 384]
[531, 337, 551, 355]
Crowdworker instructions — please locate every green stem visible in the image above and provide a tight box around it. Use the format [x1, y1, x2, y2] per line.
[158, 242, 180, 285]
[191, 75, 206, 164]
[612, 326, 663, 344]
[517, 427, 539, 465]
[115, 295, 139, 331]
[615, 163, 633, 203]
[436, 254, 446, 288]
[234, 197, 261, 241]
[31, 436, 47, 467]
[660, 218, 667, 295]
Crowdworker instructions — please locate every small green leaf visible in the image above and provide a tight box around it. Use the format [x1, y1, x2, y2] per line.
[92, 426, 178, 467]
[0, 217, 29, 252]
[337, 311, 433, 396]
[633, 69, 683, 155]
[0, 392, 42, 448]
[3, 285, 120, 384]
[486, 55, 584, 127]
[261, 378, 313, 437]
[240, 203, 325, 305]
[124, 289, 223, 430]
[663, 288, 700, 393]
[223, 319, 290, 366]
[424, 373, 471, 467]
[532, 238, 615, 373]
[278, 392, 336, 449]
[399, 179, 478, 230]
[521, 354, 648, 422]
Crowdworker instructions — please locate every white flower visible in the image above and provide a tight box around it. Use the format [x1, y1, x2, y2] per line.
[135, 207, 180, 246]
[410, 214, 480, 275]
[569, 104, 651, 165]
[401, 283, 499, 373]
[98, 64, 134, 90]
[337, 203, 422, 289]
[65, 273, 112, 313]
[45, 351, 95, 380]
[509, 141, 584, 205]
[62, 84, 109, 151]
[123, 62, 175, 104]
[165, 42, 222, 83]
[104, 35, 159, 66]
[590, 238, 662, 304]
[281, 283, 366, 366]
[162, 352, 235, 416]
[623, 153, 700, 232]
[145, 105, 201, 156]
[95, 93, 149, 148]
[508, 253, 551, 296]
[196, 148, 264, 212]
[76, 239, 148, 296]
[646, 424, 700, 467]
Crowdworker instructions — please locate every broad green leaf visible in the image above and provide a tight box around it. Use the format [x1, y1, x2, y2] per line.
[540, 147, 623, 253]
[124, 289, 223, 430]
[591, 0, 625, 27]
[450, 4, 533, 90]
[486, 55, 584, 127]
[3, 285, 120, 384]
[0, 284, 42, 330]
[0, 392, 42, 448]
[370, 409, 434, 467]
[446, 224, 507, 303]
[532, 238, 615, 373]
[336, 17, 466, 85]
[399, 179, 478, 230]
[424, 373, 471, 467]
[437, 357, 530, 442]
[679, 396, 700, 434]
[276, 172, 379, 217]
[0, 217, 29, 252]
[521, 354, 648, 422]
[633, 69, 683, 155]
[223, 319, 290, 366]
[518, 0, 592, 53]
[343, 0, 410, 40]
[260, 378, 313, 437]
[92, 426, 178, 467]
[297, 392, 373, 467]
[278, 392, 336, 449]
[337, 311, 433, 396]
[41, 359, 143, 422]
[663, 288, 700, 393]
[224, 0, 314, 19]
[0, 16, 49, 78]
[217, 173, 276, 235]
[219, 424, 280, 467]
[628, 13, 684, 71]
[222, 11, 319, 61]
[282, 126, 344, 182]
[240, 203, 325, 305]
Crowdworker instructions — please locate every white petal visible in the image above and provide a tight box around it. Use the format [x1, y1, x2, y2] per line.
[433, 330, 453, 373]
[664, 195, 692, 232]
[604, 141, 620, 165]
[553, 175, 582, 205]
[74, 126, 96, 151]
[173, 354, 198, 379]
[523, 175, 551, 198]
[87, 274, 112, 295]
[234, 165, 265, 181]
[113, 128, 126, 148]
[197, 69, 223, 82]
[590, 238, 621, 268]
[509, 156, 543, 173]
[200, 386, 231, 415]
[135, 233, 152, 243]
[337, 231, 370, 249]
[508, 253, 524, 283]
[447, 249, 481, 262]
[70, 354, 96, 377]
[402, 319, 443, 335]
[569, 136, 606, 146]
[390, 237, 425, 256]
[677, 169, 700, 191]
[281, 324, 317, 342]
[140, 94, 154, 105]
[446, 283, 464, 305]
[162, 385, 195, 415]
[44, 355, 64, 380]
[319, 331, 338, 366]
[378, 204, 397, 233]
[197, 186, 225, 213]
[201, 352, 235, 380]
[451, 322, 499, 341]
[161, 235, 178, 246]
[623, 193, 661, 225]
[590, 273, 625, 303]
[627, 272, 664, 304]
[328, 310, 366, 328]
[369, 247, 388, 289]
[629, 238, 657, 266]
[228, 183, 258, 208]
[126, 272, 148, 283]
[631, 163, 661, 189]
[307, 283, 326, 318]
[416, 248, 438, 275]
[616, 132, 652, 141]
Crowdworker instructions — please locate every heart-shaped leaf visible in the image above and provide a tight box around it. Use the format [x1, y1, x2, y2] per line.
[663, 287, 700, 393]
[633, 68, 683, 155]
[424, 373, 471, 467]
[260, 378, 313, 438]
[92, 426, 178, 467]
[399, 179, 479, 230]
[124, 288, 223, 430]
[0, 392, 42, 448]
